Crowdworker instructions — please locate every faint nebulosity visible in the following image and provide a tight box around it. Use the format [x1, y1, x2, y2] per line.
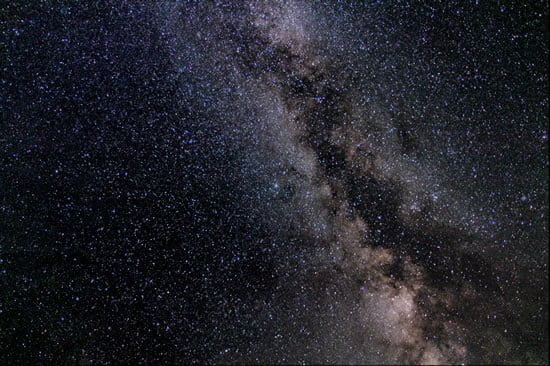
[1, 1, 548, 364]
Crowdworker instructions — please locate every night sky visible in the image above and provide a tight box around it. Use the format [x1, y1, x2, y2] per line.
[1, 1, 548, 364]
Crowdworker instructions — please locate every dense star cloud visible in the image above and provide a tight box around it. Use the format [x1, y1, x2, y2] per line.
[1, 1, 548, 364]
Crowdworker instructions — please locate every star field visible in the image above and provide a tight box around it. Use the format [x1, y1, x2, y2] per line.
[1, 1, 548, 364]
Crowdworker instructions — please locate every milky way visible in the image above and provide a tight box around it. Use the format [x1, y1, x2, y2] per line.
[1, 1, 548, 364]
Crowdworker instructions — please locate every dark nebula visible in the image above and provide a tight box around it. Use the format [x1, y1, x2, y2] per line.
[1, 1, 548, 364]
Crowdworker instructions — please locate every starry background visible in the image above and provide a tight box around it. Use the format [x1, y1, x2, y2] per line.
[1, 0, 548, 364]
